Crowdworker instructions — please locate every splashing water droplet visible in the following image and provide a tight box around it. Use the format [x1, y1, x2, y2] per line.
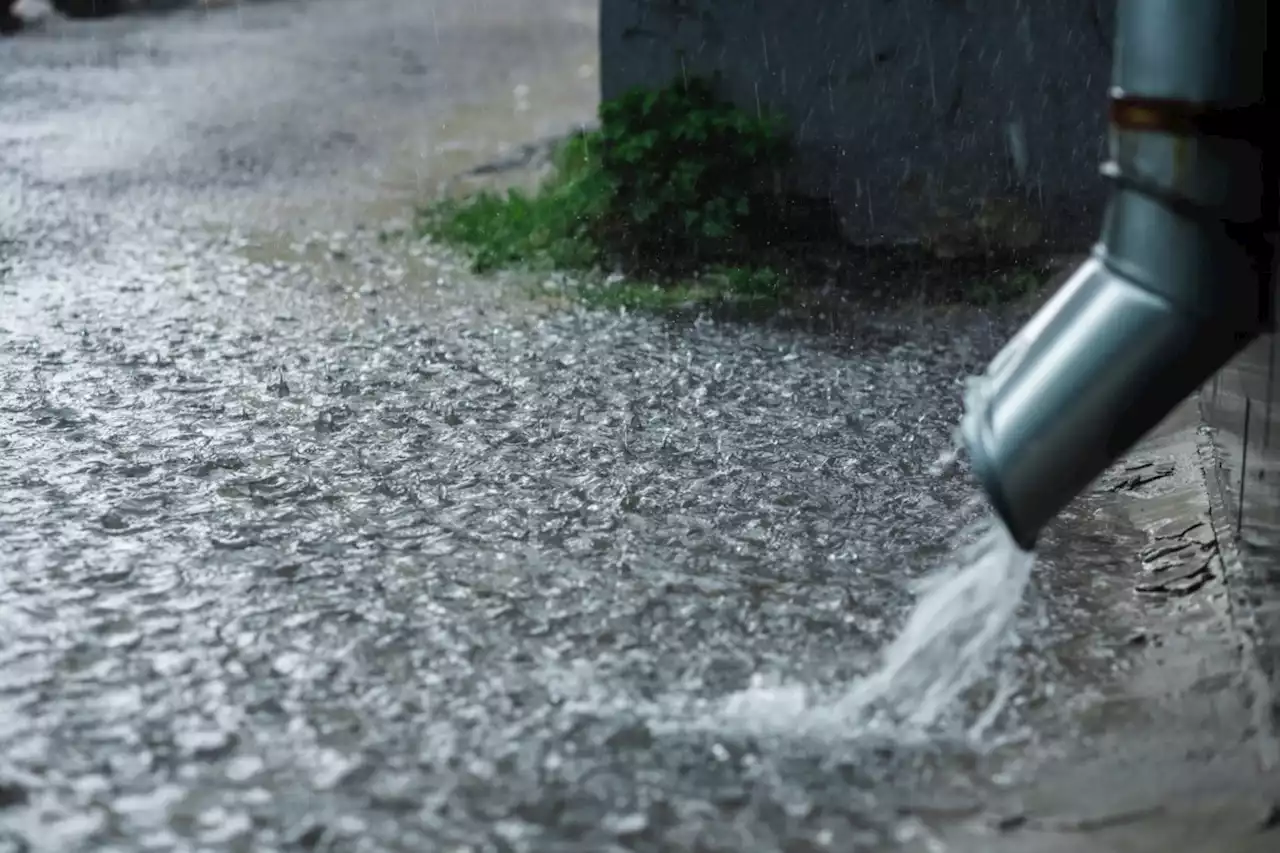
[715, 517, 1033, 741]
[837, 518, 1033, 731]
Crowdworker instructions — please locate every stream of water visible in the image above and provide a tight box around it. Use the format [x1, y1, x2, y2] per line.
[834, 516, 1033, 729]
[713, 515, 1034, 741]
[711, 378, 1036, 742]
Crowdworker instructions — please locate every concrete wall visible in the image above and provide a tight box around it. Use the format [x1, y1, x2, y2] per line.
[1201, 330, 1280, 716]
[599, 0, 1116, 252]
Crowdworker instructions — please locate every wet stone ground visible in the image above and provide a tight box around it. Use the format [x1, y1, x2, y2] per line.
[0, 2, 1163, 852]
[4, 220, 1076, 851]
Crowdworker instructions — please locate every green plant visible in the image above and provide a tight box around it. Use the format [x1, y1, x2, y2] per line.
[966, 267, 1044, 306]
[418, 134, 609, 273]
[594, 76, 791, 263]
[418, 75, 791, 277]
[579, 265, 785, 312]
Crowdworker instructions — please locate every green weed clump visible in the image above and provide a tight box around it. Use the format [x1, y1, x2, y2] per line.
[582, 265, 784, 311]
[592, 76, 790, 263]
[420, 133, 607, 274]
[418, 76, 792, 303]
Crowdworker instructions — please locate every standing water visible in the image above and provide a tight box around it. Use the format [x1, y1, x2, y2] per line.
[716, 378, 1036, 739]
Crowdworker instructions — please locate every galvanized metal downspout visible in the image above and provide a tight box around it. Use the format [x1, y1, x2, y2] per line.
[961, 0, 1275, 551]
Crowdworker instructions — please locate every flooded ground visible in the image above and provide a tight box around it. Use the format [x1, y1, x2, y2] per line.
[2, 2, 1278, 851]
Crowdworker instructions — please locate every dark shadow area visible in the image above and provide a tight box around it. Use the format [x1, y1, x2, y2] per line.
[631, 242, 1065, 344]
[55, 0, 291, 20]
[49, 0, 124, 18]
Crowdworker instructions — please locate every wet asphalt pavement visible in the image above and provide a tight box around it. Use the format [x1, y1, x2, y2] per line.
[0, 2, 1159, 851]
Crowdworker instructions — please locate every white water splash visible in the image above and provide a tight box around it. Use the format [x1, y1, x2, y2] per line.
[715, 517, 1034, 741]
[682, 374, 1037, 742]
[836, 518, 1033, 728]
